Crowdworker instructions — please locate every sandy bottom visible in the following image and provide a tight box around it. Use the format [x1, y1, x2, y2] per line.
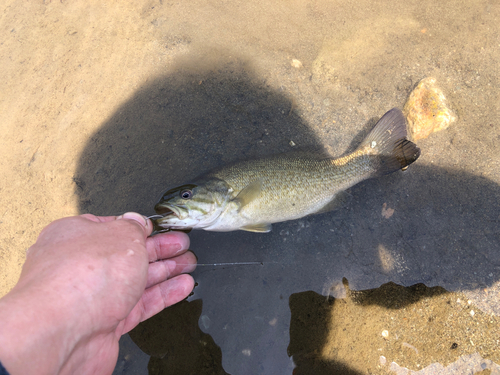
[1, 1, 499, 374]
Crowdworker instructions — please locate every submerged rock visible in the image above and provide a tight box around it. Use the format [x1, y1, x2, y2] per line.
[403, 77, 456, 141]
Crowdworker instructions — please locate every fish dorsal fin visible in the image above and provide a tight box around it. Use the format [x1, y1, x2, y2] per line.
[240, 223, 272, 233]
[232, 180, 262, 210]
[315, 190, 352, 214]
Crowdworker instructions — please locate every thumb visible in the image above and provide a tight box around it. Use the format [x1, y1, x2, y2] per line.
[116, 212, 153, 237]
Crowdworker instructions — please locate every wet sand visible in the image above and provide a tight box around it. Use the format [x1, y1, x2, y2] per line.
[1, 0, 499, 374]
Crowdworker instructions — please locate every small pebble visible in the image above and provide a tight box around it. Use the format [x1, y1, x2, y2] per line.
[382, 330, 389, 338]
[291, 59, 303, 68]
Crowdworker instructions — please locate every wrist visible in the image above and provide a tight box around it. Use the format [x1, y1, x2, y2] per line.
[0, 283, 86, 375]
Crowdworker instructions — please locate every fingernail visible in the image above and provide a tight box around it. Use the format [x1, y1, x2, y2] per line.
[170, 243, 183, 255]
[182, 263, 197, 273]
[118, 212, 148, 227]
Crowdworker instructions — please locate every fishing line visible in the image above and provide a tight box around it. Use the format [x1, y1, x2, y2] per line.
[147, 215, 278, 267]
[170, 261, 278, 267]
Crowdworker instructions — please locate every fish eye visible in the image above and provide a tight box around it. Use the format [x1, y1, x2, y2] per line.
[180, 189, 193, 199]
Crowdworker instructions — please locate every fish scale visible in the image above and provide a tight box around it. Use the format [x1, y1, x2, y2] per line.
[209, 154, 373, 223]
[153, 108, 420, 233]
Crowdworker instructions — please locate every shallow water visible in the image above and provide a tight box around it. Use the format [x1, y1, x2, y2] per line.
[76, 1, 500, 373]
[86, 1, 500, 373]
[1, 0, 499, 373]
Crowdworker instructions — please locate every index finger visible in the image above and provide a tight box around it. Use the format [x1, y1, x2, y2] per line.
[81, 213, 153, 237]
[146, 231, 191, 262]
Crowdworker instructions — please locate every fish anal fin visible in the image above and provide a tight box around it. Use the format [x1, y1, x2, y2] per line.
[315, 190, 351, 214]
[232, 180, 262, 211]
[240, 223, 272, 233]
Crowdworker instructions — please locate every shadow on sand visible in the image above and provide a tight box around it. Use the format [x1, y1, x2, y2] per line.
[75, 55, 500, 374]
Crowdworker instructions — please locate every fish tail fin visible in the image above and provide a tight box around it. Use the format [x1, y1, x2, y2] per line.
[359, 108, 421, 176]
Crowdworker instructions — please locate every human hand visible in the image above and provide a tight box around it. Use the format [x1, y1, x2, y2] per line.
[0, 213, 196, 375]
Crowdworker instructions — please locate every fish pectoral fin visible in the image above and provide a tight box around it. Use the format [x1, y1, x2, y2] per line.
[240, 223, 272, 233]
[315, 190, 352, 214]
[232, 180, 262, 211]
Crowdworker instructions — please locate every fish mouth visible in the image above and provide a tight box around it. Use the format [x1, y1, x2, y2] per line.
[152, 203, 190, 232]
[154, 202, 183, 217]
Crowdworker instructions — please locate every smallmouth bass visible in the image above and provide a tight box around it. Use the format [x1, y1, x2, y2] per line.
[153, 108, 420, 233]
